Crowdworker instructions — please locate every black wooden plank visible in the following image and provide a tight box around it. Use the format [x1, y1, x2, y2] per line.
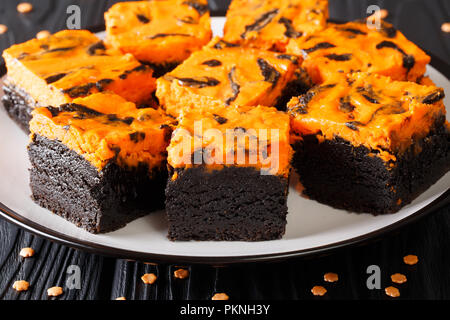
[0, 218, 110, 300]
[106, 205, 449, 300]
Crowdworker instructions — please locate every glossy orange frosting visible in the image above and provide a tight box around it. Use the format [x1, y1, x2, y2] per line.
[30, 93, 176, 171]
[156, 37, 300, 117]
[286, 21, 430, 84]
[288, 72, 446, 162]
[3, 30, 156, 107]
[167, 104, 292, 177]
[105, 0, 212, 64]
[223, 0, 328, 51]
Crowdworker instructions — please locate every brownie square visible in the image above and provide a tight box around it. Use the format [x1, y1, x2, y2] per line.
[286, 20, 430, 84]
[223, 0, 328, 52]
[165, 104, 292, 241]
[29, 134, 168, 233]
[28, 93, 175, 233]
[288, 72, 449, 214]
[104, 0, 212, 76]
[156, 37, 304, 117]
[2, 29, 156, 132]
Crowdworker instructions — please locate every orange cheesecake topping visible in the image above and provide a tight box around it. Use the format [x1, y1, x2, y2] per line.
[288, 72, 446, 162]
[30, 93, 175, 171]
[417, 76, 436, 87]
[286, 20, 430, 84]
[3, 30, 156, 107]
[105, 0, 212, 65]
[167, 104, 292, 177]
[157, 37, 300, 117]
[223, 0, 328, 52]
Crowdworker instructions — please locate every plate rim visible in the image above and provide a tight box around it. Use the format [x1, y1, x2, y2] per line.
[0, 24, 449, 265]
[0, 190, 448, 265]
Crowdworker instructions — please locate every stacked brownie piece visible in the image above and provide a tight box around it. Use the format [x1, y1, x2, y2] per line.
[223, 0, 328, 52]
[105, 0, 212, 76]
[2, 30, 156, 132]
[286, 20, 431, 85]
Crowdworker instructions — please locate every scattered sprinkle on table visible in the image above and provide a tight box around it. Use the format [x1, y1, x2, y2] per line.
[47, 286, 63, 297]
[174, 268, 189, 279]
[13, 280, 30, 292]
[141, 273, 157, 284]
[385, 286, 400, 298]
[115, 297, 126, 300]
[311, 285, 327, 296]
[212, 293, 229, 300]
[17, 2, 33, 13]
[367, 9, 388, 22]
[324, 272, 339, 283]
[36, 30, 51, 39]
[391, 273, 407, 284]
[403, 254, 419, 265]
[0, 24, 8, 34]
[19, 247, 35, 258]
[441, 23, 450, 33]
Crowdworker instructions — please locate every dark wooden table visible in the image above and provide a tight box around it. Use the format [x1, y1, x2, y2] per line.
[0, 0, 449, 300]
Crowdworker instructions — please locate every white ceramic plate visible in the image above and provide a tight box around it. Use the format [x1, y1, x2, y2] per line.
[0, 18, 448, 264]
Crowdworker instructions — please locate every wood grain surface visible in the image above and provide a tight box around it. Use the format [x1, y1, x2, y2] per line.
[0, 0, 449, 300]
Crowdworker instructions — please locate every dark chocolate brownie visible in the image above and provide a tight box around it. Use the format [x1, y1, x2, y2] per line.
[286, 20, 430, 84]
[143, 61, 180, 78]
[275, 67, 313, 111]
[165, 166, 289, 241]
[104, 0, 212, 73]
[165, 104, 292, 241]
[288, 72, 449, 214]
[2, 84, 33, 133]
[29, 134, 167, 233]
[27, 92, 174, 233]
[223, 0, 328, 52]
[292, 121, 450, 214]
